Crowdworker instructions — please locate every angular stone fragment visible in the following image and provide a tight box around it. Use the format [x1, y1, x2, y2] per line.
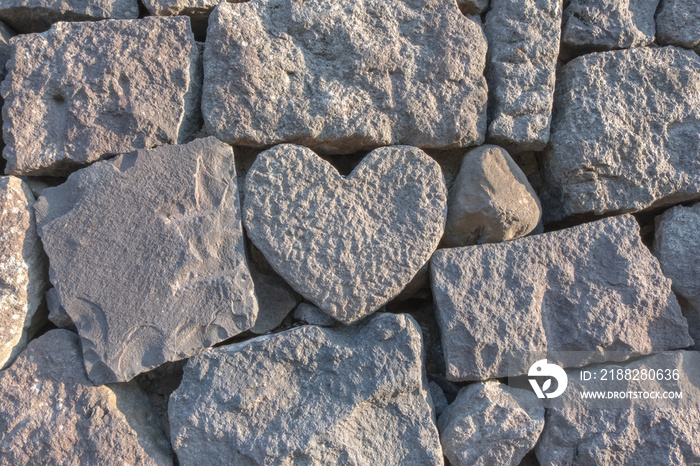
[294, 302, 339, 327]
[45, 287, 75, 331]
[653, 203, 700, 350]
[169, 313, 443, 465]
[2, 18, 202, 176]
[204, 0, 487, 154]
[0, 0, 138, 33]
[0, 176, 47, 369]
[562, 0, 658, 54]
[428, 381, 447, 417]
[656, 0, 700, 52]
[0, 330, 172, 465]
[537, 351, 700, 465]
[244, 144, 447, 324]
[438, 381, 544, 466]
[484, 0, 561, 152]
[456, 0, 487, 15]
[541, 47, 700, 223]
[0, 21, 14, 76]
[250, 270, 300, 334]
[34, 138, 258, 384]
[432, 214, 693, 382]
[140, 0, 217, 40]
[443, 145, 541, 247]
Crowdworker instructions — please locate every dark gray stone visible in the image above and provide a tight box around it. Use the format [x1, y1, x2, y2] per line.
[293, 302, 339, 327]
[35, 138, 258, 384]
[203, 0, 487, 154]
[169, 313, 443, 465]
[2, 18, 201, 176]
[244, 144, 447, 324]
[484, 0, 561, 152]
[541, 46, 700, 223]
[432, 214, 693, 382]
[657, 0, 700, 52]
[250, 270, 300, 334]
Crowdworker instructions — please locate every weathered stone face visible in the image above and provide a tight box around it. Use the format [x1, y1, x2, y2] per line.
[169, 313, 443, 465]
[203, 0, 487, 154]
[35, 138, 258, 385]
[484, 0, 561, 152]
[244, 144, 447, 324]
[562, 0, 658, 54]
[656, 0, 700, 52]
[0, 0, 139, 33]
[0, 330, 173, 465]
[536, 351, 700, 465]
[653, 203, 700, 350]
[541, 46, 700, 223]
[438, 381, 544, 466]
[443, 145, 541, 247]
[0, 176, 47, 369]
[2, 17, 202, 176]
[432, 214, 693, 382]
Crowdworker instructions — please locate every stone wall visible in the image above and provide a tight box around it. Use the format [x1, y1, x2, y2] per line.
[0, 0, 699, 464]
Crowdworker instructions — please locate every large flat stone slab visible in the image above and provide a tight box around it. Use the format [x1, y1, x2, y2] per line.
[0, 330, 172, 465]
[203, 0, 487, 154]
[541, 46, 700, 223]
[244, 144, 447, 324]
[169, 313, 443, 465]
[484, 0, 561, 152]
[537, 351, 700, 465]
[431, 214, 693, 382]
[2, 17, 201, 176]
[0, 176, 47, 369]
[35, 138, 258, 384]
[654, 203, 700, 350]
[0, 0, 138, 33]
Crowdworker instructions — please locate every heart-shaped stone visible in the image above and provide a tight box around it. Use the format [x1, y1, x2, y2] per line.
[244, 144, 447, 324]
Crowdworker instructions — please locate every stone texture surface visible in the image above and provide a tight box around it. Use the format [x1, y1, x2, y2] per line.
[45, 287, 75, 331]
[443, 145, 541, 247]
[203, 0, 487, 154]
[0, 329, 172, 465]
[294, 302, 339, 327]
[169, 313, 443, 465]
[541, 46, 700, 223]
[562, 0, 658, 54]
[0, 21, 14, 78]
[654, 203, 700, 350]
[656, 0, 700, 52]
[244, 144, 447, 324]
[2, 17, 202, 176]
[537, 351, 700, 465]
[428, 381, 447, 417]
[34, 138, 258, 385]
[432, 214, 693, 382]
[438, 381, 544, 466]
[250, 270, 300, 334]
[140, 0, 216, 40]
[0, 176, 47, 369]
[0, 0, 138, 33]
[484, 0, 561, 152]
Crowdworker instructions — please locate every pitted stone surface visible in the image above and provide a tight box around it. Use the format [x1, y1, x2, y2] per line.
[484, 0, 561, 152]
[654, 203, 700, 350]
[0, 0, 138, 33]
[537, 351, 700, 465]
[432, 214, 692, 382]
[0, 176, 47, 369]
[656, 0, 700, 52]
[35, 138, 258, 384]
[169, 313, 443, 465]
[203, 0, 487, 154]
[438, 381, 544, 466]
[0, 330, 172, 465]
[562, 0, 658, 53]
[443, 145, 541, 247]
[541, 46, 700, 223]
[244, 144, 447, 324]
[2, 17, 201, 176]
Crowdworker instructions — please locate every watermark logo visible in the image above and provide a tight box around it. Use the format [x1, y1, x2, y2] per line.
[528, 359, 568, 399]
